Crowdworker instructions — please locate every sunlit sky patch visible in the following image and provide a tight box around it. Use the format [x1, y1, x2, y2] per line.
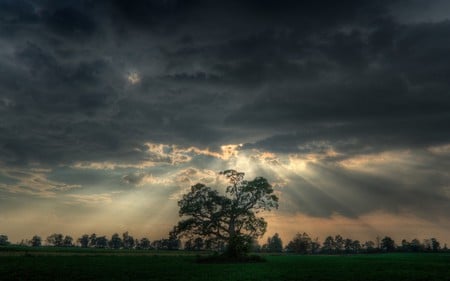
[126, 71, 140, 85]
[0, 0, 449, 244]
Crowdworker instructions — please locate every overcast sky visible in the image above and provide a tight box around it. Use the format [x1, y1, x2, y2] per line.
[1, 0, 449, 244]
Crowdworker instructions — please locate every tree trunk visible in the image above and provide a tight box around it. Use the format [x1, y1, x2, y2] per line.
[225, 217, 241, 258]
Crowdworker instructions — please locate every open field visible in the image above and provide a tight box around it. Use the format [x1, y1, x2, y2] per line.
[1, 248, 449, 281]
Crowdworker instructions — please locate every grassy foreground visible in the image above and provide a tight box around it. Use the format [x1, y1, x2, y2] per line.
[0, 249, 449, 281]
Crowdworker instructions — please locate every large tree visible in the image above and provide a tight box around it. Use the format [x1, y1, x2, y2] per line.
[172, 170, 278, 258]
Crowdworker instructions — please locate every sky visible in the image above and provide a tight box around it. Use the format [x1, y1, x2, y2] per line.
[0, 0, 450, 245]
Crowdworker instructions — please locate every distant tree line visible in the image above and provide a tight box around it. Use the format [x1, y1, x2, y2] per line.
[10, 232, 182, 250]
[258, 233, 447, 254]
[1, 232, 448, 254]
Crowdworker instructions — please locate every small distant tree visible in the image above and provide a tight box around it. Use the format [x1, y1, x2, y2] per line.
[334, 235, 344, 253]
[46, 233, 64, 247]
[311, 237, 321, 254]
[286, 232, 312, 254]
[152, 235, 180, 250]
[410, 238, 422, 252]
[122, 232, 135, 249]
[152, 240, 162, 250]
[95, 236, 108, 248]
[63, 235, 73, 247]
[138, 238, 151, 250]
[376, 236, 381, 250]
[30, 235, 42, 247]
[380, 236, 395, 252]
[78, 234, 89, 248]
[351, 240, 361, 253]
[110, 233, 122, 249]
[0, 234, 9, 246]
[89, 233, 97, 247]
[162, 233, 181, 250]
[363, 240, 376, 253]
[322, 236, 335, 254]
[400, 239, 410, 252]
[423, 239, 432, 251]
[265, 233, 283, 253]
[344, 238, 353, 254]
[431, 238, 440, 252]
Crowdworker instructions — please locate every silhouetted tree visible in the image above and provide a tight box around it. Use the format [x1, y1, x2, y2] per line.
[381, 236, 395, 252]
[410, 238, 422, 252]
[311, 237, 321, 254]
[265, 233, 283, 253]
[322, 236, 335, 254]
[423, 239, 432, 251]
[363, 240, 375, 253]
[63, 235, 73, 247]
[46, 233, 64, 247]
[400, 239, 410, 252]
[162, 233, 181, 250]
[344, 238, 353, 254]
[334, 235, 344, 253]
[110, 233, 122, 249]
[163, 239, 179, 250]
[152, 240, 162, 250]
[95, 236, 108, 248]
[138, 238, 151, 250]
[350, 240, 361, 253]
[286, 232, 312, 254]
[376, 236, 381, 250]
[172, 170, 278, 258]
[89, 233, 97, 247]
[122, 232, 135, 249]
[0, 234, 9, 246]
[431, 238, 440, 252]
[30, 235, 42, 247]
[78, 234, 89, 248]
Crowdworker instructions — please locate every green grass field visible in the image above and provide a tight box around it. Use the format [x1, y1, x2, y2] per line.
[1, 248, 449, 281]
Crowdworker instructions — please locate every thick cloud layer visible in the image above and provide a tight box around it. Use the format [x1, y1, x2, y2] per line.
[1, 0, 450, 241]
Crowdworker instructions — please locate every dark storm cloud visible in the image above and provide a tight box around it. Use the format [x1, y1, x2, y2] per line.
[1, 0, 450, 221]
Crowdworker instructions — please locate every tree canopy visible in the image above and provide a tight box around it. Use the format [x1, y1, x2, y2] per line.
[172, 170, 278, 258]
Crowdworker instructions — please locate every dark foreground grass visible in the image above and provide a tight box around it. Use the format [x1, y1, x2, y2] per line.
[0, 250, 449, 281]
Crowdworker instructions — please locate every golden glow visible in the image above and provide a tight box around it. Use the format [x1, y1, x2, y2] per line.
[428, 143, 450, 155]
[65, 193, 114, 205]
[339, 150, 412, 171]
[287, 155, 308, 172]
[72, 161, 157, 170]
[264, 211, 450, 244]
[3, 142, 449, 244]
[0, 167, 80, 197]
[126, 71, 140, 84]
